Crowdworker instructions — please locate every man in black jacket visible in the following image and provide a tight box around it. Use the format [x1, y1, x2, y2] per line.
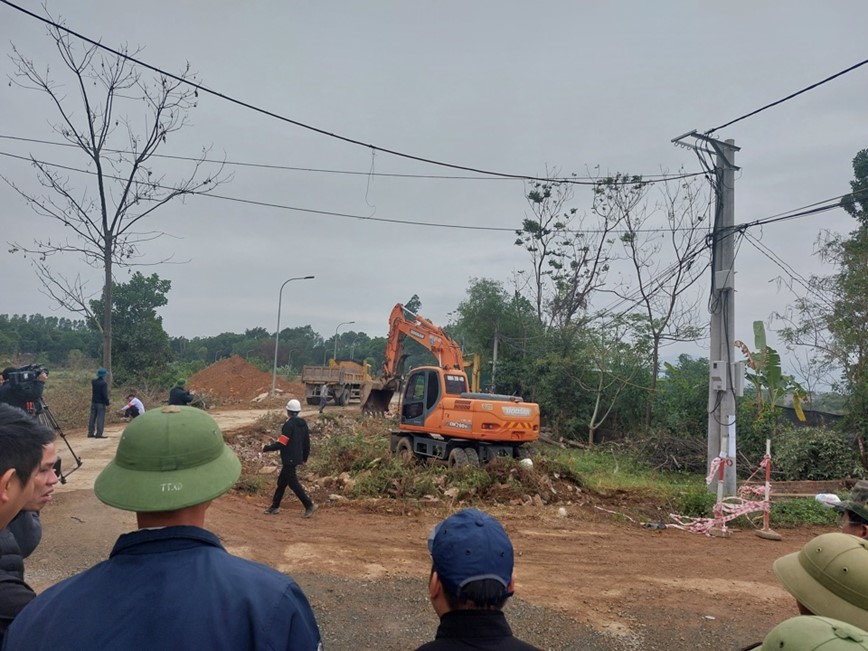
[87, 368, 110, 438]
[415, 509, 541, 651]
[168, 379, 196, 406]
[262, 399, 316, 518]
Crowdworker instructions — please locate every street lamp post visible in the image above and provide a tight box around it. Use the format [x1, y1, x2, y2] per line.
[271, 275, 315, 396]
[332, 320, 355, 364]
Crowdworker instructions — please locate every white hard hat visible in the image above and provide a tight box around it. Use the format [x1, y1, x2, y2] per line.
[286, 399, 301, 412]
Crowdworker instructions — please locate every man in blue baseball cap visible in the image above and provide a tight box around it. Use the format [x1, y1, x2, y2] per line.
[416, 508, 541, 651]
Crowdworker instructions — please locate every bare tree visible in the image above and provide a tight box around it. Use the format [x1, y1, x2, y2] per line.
[515, 170, 622, 329]
[602, 173, 710, 426]
[3, 19, 227, 374]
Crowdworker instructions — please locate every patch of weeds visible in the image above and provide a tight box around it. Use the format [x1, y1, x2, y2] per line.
[673, 486, 717, 518]
[349, 458, 437, 499]
[235, 471, 265, 494]
[769, 498, 839, 528]
[448, 465, 497, 500]
[310, 431, 390, 475]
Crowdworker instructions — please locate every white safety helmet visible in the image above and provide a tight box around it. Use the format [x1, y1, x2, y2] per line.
[286, 399, 301, 413]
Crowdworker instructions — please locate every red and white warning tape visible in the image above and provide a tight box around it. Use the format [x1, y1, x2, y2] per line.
[668, 456, 772, 536]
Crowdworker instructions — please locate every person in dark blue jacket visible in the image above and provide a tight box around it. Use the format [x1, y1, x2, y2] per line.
[415, 509, 541, 651]
[3, 406, 323, 651]
[87, 368, 110, 438]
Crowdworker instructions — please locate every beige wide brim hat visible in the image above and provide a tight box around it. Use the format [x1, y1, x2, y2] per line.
[773, 533, 868, 631]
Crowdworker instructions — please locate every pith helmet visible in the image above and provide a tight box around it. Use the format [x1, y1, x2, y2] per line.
[836, 481, 868, 522]
[773, 533, 868, 630]
[762, 616, 868, 650]
[95, 406, 241, 512]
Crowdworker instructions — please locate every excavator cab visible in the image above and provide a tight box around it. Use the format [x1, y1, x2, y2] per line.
[401, 367, 467, 425]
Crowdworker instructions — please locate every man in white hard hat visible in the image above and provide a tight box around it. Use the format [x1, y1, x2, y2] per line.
[263, 399, 317, 517]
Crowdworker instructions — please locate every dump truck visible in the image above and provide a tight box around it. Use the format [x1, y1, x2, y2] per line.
[361, 303, 539, 466]
[301, 360, 371, 406]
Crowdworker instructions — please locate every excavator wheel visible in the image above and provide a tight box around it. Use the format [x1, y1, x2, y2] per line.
[395, 437, 414, 463]
[464, 448, 480, 467]
[447, 447, 469, 469]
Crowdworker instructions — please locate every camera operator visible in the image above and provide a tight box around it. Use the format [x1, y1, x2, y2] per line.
[0, 369, 20, 410]
[0, 367, 46, 415]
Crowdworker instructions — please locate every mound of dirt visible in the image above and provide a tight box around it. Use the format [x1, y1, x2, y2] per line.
[188, 355, 305, 405]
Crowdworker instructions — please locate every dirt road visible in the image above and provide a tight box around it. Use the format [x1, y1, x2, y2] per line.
[32, 408, 819, 650]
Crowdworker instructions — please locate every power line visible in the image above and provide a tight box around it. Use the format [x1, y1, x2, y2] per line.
[0, 149, 712, 234]
[706, 55, 868, 134]
[2, 149, 858, 236]
[0, 134, 706, 185]
[0, 0, 701, 187]
[742, 232, 829, 306]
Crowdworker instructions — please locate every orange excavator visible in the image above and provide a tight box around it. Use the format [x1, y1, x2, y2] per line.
[361, 304, 539, 466]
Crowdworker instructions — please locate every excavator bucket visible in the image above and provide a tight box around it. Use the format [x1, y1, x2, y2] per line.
[360, 379, 397, 416]
[361, 389, 394, 416]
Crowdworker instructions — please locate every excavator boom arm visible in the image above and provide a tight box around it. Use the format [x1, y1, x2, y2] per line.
[381, 304, 465, 380]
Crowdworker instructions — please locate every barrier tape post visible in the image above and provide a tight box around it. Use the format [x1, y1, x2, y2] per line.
[756, 438, 782, 541]
[667, 448, 781, 540]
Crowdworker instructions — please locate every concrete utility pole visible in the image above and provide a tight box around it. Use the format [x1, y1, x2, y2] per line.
[672, 132, 741, 497]
[490, 325, 499, 392]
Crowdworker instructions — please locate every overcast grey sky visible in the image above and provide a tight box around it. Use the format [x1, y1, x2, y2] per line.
[1, 1, 866, 380]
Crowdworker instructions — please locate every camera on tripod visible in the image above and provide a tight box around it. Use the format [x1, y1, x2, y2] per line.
[0, 363, 81, 484]
[5, 364, 49, 402]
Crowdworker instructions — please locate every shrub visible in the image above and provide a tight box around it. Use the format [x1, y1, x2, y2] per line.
[673, 485, 717, 518]
[773, 426, 862, 480]
[770, 498, 839, 527]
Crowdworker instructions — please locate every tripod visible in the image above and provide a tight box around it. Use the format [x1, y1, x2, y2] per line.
[31, 401, 83, 485]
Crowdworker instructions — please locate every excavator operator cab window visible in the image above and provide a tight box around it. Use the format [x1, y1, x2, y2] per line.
[425, 370, 440, 410]
[405, 373, 425, 402]
[401, 372, 425, 421]
[443, 374, 467, 395]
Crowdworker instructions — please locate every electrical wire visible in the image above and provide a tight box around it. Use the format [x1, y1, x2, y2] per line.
[742, 232, 837, 311]
[706, 56, 868, 134]
[0, 134, 706, 185]
[0, 0, 702, 187]
[0, 149, 719, 234]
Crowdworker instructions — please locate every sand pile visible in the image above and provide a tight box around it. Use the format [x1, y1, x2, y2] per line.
[188, 355, 305, 404]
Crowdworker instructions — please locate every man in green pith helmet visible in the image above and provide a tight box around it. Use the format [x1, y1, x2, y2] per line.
[3, 406, 323, 651]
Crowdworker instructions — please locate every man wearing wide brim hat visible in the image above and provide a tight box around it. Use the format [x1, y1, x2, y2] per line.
[4, 406, 322, 651]
[757, 616, 868, 650]
[835, 481, 868, 539]
[773, 532, 868, 631]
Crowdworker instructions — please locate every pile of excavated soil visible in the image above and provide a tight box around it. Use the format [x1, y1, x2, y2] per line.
[188, 355, 306, 406]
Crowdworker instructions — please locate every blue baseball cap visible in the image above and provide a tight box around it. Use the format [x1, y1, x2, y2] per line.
[427, 509, 514, 596]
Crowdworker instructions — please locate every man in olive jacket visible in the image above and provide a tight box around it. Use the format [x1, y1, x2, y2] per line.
[262, 399, 316, 518]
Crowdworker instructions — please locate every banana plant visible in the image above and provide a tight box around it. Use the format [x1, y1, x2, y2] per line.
[734, 321, 808, 421]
